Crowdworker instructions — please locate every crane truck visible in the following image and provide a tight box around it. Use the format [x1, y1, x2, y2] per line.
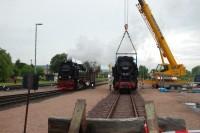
[137, 0, 186, 89]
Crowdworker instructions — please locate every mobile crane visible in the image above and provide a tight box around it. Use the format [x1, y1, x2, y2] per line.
[136, 0, 186, 88]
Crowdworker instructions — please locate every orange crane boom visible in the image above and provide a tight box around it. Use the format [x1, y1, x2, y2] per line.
[137, 0, 186, 77]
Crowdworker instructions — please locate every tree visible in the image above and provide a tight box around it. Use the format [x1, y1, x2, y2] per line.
[20, 65, 34, 76]
[36, 67, 45, 77]
[192, 65, 200, 76]
[13, 59, 22, 77]
[0, 48, 13, 82]
[15, 59, 21, 68]
[12, 66, 19, 77]
[138, 65, 149, 79]
[50, 53, 67, 73]
[13, 59, 34, 76]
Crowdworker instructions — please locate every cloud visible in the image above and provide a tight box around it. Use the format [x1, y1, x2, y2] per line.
[68, 36, 115, 65]
[0, 0, 199, 71]
[68, 32, 140, 66]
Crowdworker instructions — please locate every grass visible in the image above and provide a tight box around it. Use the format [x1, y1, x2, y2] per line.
[96, 77, 108, 82]
[0, 77, 107, 86]
[0, 80, 55, 86]
[0, 82, 21, 86]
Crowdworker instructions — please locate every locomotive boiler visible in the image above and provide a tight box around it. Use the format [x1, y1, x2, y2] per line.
[112, 56, 138, 92]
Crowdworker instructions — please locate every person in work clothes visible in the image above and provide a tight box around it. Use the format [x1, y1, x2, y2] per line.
[108, 74, 113, 91]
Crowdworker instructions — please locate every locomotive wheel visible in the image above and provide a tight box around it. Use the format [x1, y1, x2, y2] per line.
[74, 80, 78, 89]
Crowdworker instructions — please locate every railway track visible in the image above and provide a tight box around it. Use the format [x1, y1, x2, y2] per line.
[0, 90, 63, 109]
[88, 91, 146, 118]
[0, 83, 56, 91]
[0, 81, 107, 110]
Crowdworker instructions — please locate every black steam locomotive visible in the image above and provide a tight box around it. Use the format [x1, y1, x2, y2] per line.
[57, 60, 95, 90]
[112, 56, 138, 92]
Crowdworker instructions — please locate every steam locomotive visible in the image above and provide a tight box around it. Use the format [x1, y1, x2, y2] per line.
[57, 60, 95, 90]
[112, 56, 138, 92]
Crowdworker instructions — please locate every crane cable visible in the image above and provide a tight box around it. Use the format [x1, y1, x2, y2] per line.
[116, 0, 137, 63]
[124, 0, 128, 25]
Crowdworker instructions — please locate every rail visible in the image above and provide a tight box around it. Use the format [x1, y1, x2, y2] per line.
[104, 92, 145, 119]
[130, 94, 139, 117]
[0, 81, 107, 110]
[0, 90, 62, 109]
[106, 94, 120, 118]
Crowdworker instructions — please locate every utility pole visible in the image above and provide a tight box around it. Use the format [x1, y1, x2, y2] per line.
[34, 23, 43, 74]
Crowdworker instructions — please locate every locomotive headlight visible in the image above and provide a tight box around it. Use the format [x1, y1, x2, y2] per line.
[68, 76, 71, 79]
[58, 76, 61, 79]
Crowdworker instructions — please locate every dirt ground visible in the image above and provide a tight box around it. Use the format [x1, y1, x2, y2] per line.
[0, 85, 110, 133]
[0, 84, 200, 133]
[139, 84, 200, 129]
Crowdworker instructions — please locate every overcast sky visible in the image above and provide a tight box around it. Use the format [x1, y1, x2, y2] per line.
[0, 0, 200, 70]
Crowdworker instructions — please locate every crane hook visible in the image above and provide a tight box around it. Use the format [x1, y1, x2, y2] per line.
[124, 24, 128, 31]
